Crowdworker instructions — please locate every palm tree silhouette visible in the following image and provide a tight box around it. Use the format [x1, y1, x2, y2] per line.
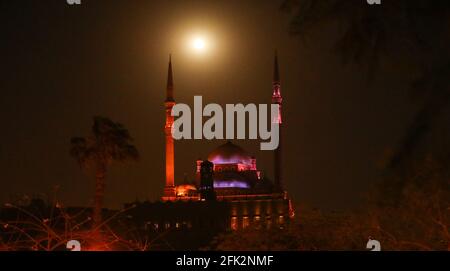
[70, 116, 139, 229]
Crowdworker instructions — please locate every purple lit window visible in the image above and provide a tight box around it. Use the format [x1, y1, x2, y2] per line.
[213, 180, 249, 188]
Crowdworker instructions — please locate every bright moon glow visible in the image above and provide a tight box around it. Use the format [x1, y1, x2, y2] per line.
[193, 38, 205, 50]
[190, 36, 208, 53]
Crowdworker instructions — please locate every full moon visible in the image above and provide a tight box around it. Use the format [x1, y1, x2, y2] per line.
[191, 36, 207, 53]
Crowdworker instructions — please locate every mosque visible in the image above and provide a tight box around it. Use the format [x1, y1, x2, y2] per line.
[125, 54, 293, 248]
[161, 53, 293, 224]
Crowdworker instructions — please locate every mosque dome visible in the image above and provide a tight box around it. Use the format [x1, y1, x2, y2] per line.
[207, 141, 252, 165]
[175, 184, 197, 197]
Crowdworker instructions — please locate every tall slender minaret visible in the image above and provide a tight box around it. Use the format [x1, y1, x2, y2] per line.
[272, 51, 283, 192]
[163, 55, 176, 199]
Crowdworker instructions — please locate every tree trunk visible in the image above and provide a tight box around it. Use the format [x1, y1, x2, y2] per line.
[93, 165, 106, 229]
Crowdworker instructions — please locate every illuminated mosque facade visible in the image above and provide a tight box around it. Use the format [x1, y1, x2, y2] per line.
[124, 54, 293, 249]
[158, 53, 294, 230]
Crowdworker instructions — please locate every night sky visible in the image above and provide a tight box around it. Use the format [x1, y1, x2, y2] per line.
[0, 0, 418, 209]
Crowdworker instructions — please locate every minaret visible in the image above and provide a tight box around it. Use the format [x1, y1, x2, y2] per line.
[163, 55, 176, 200]
[272, 51, 283, 192]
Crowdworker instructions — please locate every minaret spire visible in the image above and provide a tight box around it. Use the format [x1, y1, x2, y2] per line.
[273, 50, 280, 86]
[272, 51, 283, 192]
[163, 55, 176, 200]
[166, 54, 174, 102]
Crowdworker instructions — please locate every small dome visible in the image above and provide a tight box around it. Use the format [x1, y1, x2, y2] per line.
[176, 184, 197, 190]
[176, 184, 197, 197]
[208, 141, 252, 165]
